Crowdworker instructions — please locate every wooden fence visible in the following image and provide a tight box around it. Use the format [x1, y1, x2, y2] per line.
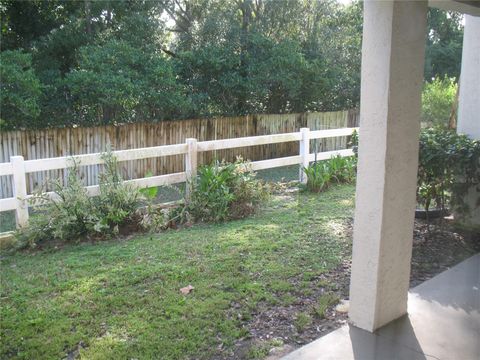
[0, 109, 359, 197]
[0, 125, 358, 231]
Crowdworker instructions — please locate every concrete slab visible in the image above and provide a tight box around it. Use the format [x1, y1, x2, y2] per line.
[282, 254, 480, 360]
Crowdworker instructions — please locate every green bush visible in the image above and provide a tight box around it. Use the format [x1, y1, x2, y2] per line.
[185, 158, 269, 222]
[14, 155, 270, 247]
[16, 152, 143, 247]
[303, 155, 356, 193]
[417, 127, 480, 215]
[95, 152, 143, 231]
[421, 77, 457, 126]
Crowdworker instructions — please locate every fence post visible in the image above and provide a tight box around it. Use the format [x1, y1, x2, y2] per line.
[11, 156, 29, 228]
[299, 128, 310, 183]
[185, 138, 198, 199]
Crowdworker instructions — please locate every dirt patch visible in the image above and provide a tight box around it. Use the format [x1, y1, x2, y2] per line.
[410, 218, 480, 287]
[232, 217, 479, 359]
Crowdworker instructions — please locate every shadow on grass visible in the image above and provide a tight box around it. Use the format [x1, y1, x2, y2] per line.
[0, 185, 356, 359]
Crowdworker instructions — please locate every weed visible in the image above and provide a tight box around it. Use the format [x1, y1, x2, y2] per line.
[294, 312, 312, 332]
[247, 339, 284, 359]
[314, 292, 340, 319]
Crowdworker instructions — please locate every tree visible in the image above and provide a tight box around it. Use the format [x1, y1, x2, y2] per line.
[425, 8, 463, 80]
[0, 0, 464, 130]
[0, 50, 41, 130]
[173, 0, 359, 115]
[421, 77, 457, 126]
[66, 40, 190, 126]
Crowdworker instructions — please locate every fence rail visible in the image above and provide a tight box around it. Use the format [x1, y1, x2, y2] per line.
[0, 126, 358, 232]
[0, 110, 359, 197]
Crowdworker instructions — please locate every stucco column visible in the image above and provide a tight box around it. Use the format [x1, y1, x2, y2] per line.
[349, 0, 427, 332]
[457, 15, 480, 228]
[458, 15, 480, 140]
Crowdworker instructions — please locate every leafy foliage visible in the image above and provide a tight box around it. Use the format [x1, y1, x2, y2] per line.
[95, 152, 143, 230]
[138, 171, 159, 200]
[425, 8, 464, 81]
[16, 152, 143, 247]
[348, 129, 359, 156]
[66, 40, 190, 125]
[303, 155, 356, 193]
[421, 77, 457, 126]
[0, 0, 363, 129]
[0, 1, 463, 129]
[0, 50, 41, 129]
[417, 127, 480, 216]
[186, 158, 269, 222]
[14, 154, 270, 245]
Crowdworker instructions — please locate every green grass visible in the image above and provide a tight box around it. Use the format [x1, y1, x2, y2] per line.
[256, 165, 299, 183]
[294, 312, 312, 332]
[0, 210, 16, 233]
[0, 185, 354, 359]
[314, 293, 340, 319]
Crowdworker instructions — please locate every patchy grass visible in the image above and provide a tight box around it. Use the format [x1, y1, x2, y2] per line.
[294, 312, 312, 333]
[0, 185, 355, 359]
[246, 338, 284, 359]
[314, 293, 340, 319]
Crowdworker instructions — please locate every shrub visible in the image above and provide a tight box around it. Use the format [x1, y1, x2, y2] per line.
[303, 155, 356, 193]
[417, 127, 480, 216]
[348, 129, 359, 156]
[16, 152, 143, 247]
[16, 163, 96, 247]
[304, 161, 332, 193]
[421, 77, 457, 126]
[94, 152, 143, 232]
[185, 158, 269, 222]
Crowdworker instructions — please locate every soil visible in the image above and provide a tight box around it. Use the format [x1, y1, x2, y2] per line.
[231, 216, 479, 359]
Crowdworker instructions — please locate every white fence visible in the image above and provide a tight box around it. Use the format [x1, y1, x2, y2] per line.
[0, 127, 358, 232]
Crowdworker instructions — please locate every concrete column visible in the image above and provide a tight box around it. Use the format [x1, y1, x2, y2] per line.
[349, 0, 428, 332]
[458, 15, 480, 140]
[457, 15, 480, 228]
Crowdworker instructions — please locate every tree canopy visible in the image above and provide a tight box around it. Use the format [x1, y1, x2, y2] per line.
[0, 0, 463, 130]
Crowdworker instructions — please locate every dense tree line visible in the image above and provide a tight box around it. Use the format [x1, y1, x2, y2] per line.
[0, 0, 463, 130]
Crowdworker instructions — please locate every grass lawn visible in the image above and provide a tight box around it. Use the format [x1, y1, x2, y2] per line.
[0, 185, 355, 359]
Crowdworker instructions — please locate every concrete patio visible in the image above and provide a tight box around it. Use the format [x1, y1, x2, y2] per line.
[283, 253, 480, 360]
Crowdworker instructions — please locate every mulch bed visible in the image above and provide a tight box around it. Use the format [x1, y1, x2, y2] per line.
[232, 217, 479, 359]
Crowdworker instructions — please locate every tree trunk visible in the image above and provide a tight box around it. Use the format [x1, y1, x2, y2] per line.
[449, 78, 459, 130]
[238, 0, 252, 113]
[85, 0, 92, 34]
